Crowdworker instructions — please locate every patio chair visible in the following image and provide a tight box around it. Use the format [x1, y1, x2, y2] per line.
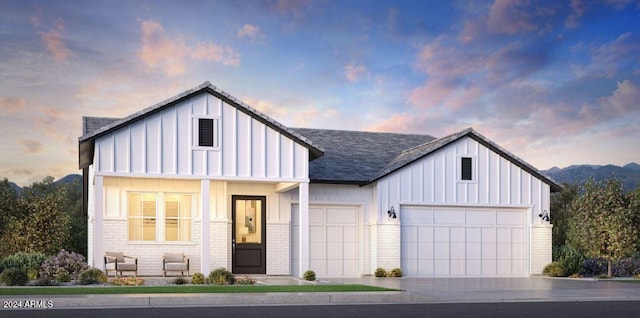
[104, 251, 138, 277]
[163, 252, 190, 277]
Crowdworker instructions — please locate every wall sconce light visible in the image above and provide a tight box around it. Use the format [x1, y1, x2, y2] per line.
[538, 210, 549, 222]
[387, 206, 397, 219]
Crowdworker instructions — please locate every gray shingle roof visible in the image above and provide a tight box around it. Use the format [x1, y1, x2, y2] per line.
[291, 128, 436, 184]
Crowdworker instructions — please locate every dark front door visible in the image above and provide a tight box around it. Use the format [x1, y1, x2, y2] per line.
[232, 195, 266, 274]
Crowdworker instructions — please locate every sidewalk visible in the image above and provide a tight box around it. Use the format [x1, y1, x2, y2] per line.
[2, 276, 640, 309]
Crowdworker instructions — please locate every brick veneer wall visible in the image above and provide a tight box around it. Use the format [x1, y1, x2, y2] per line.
[530, 224, 552, 275]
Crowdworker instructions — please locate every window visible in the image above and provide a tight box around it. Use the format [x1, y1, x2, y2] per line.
[198, 118, 214, 147]
[194, 117, 220, 148]
[128, 192, 193, 242]
[128, 193, 157, 241]
[461, 157, 473, 181]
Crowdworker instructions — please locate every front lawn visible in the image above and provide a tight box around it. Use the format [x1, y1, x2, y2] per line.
[0, 284, 398, 295]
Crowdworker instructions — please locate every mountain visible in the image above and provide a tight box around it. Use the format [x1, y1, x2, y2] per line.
[543, 163, 640, 192]
[5, 174, 82, 192]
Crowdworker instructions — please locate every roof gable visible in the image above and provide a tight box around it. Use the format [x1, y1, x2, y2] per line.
[79, 82, 324, 169]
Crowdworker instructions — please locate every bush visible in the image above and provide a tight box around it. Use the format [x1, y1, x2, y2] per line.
[0, 252, 46, 279]
[556, 245, 584, 276]
[173, 277, 188, 285]
[374, 268, 387, 278]
[613, 258, 640, 277]
[39, 250, 88, 281]
[78, 268, 107, 285]
[208, 268, 235, 285]
[191, 272, 205, 285]
[388, 268, 403, 278]
[235, 275, 256, 285]
[542, 262, 565, 277]
[55, 268, 71, 283]
[0, 268, 28, 286]
[582, 258, 607, 277]
[303, 270, 316, 281]
[111, 277, 144, 286]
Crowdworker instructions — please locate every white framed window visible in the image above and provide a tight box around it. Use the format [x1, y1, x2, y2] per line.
[458, 155, 477, 182]
[127, 192, 193, 242]
[192, 116, 220, 149]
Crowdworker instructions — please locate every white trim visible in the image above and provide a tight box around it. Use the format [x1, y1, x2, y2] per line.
[456, 154, 478, 183]
[200, 180, 211, 274]
[94, 172, 309, 183]
[192, 115, 221, 151]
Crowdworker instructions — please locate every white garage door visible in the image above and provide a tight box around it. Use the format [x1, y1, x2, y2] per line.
[291, 205, 360, 278]
[401, 206, 527, 277]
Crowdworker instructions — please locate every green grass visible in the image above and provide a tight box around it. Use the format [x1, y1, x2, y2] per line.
[0, 284, 397, 295]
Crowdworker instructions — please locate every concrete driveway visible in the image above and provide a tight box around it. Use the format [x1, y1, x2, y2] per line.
[334, 276, 640, 302]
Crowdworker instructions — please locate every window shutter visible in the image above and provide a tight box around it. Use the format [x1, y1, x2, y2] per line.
[461, 157, 473, 181]
[198, 118, 214, 147]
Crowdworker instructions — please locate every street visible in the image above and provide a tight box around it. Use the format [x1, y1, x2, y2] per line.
[3, 301, 640, 318]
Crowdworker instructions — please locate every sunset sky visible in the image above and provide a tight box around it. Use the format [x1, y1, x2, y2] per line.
[1, 0, 639, 186]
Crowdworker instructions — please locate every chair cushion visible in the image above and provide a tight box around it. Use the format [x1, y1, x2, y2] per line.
[165, 263, 188, 271]
[164, 253, 184, 263]
[116, 263, 137, 271]
[105, 251, 124, 263]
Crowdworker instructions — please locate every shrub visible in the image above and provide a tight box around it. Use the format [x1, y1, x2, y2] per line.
[78, 268, 107, 285]
[388, 268, 403, 278]
[542, 262, 565, 277]
[33, 277, 57, 286]
[303, 270, 316, 281]
[556, 245, 584, 276]
[191, 272, 206, 285]
[111, 277, 144, 286]
[55, 268, 71, 283]
[208, 268, 235, 285]
[173, 277, 188, 285]
[582, 258, 607, 277]
[0, 252, 46, 279]
[235, 275, 256, 285]
[374, 268, 387, 278]
[1, 268, 28, 286]
[39, 250, 88, 281]
[613, 258, 640, 277]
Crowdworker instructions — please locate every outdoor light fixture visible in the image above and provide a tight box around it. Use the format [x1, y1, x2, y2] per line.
[538, 210, 549, 222]
[387, 206, 397, 219]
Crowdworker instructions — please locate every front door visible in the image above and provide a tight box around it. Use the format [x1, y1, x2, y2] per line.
[232, 195, 266, 274]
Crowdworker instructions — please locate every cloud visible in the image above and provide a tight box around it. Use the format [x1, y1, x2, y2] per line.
[38, 18, 71, 61]
[344, 63, 367, 82]
[600, 79, 640, 114]
[573, 32, 640, 79]
[270, 0, 310, 17]
[487, 0, 538, 35]
[0, 97, 26, 114]
[20, 139, 43, 154]
[138, 19, 240, 76]
[237, 24, 264, 43]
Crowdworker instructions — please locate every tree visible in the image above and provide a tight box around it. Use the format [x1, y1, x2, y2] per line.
[567, 178, 638, 277]
[550, 182, 579, 249]
[0, 179, 20, 257]
[2, 177, 71, 256]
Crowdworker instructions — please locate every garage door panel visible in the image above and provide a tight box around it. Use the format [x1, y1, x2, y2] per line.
[343, 227, 357, 242]
[310, 242, 326, 259]
[403, 207, 433, 224]
[451, 243, 465, 259]
[450, 227, 465, 242]
[343, 242, 357, 257]
[326, 226, 343, 242]
[310, 226, 326, 242]
[310, 260, 327, 276]
[327, 208, 356, 224]
[309, 208, 326, 223]
[401, 206, 527, 277]
[327, 242, 343, 259]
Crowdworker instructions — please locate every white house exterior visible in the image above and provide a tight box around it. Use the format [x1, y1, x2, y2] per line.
[79, 82, 561, 278]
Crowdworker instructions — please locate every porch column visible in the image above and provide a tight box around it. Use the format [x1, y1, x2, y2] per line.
[200, 180, 211, 274]
[93, 176, 104, 270]
[298, 182, 310, 276]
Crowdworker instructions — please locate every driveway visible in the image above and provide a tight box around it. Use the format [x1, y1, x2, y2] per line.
[333, 276, 640, 302]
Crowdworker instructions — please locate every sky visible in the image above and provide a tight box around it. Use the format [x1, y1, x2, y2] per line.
[1, 0, 639, 186]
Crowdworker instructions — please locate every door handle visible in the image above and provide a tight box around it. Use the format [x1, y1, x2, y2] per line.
[232, 239, 236, 254]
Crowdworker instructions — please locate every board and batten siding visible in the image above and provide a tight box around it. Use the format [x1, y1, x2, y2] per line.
[377, 137, 551, 222]
[93, 92, 308, 181]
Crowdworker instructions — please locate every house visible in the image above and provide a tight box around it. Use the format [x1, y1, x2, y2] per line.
[79, 82, 561, 278]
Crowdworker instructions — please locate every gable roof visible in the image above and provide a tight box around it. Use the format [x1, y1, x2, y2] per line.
[78, 82, 324, 169]
[370, 127, 563, 192]
[291, 128, 436, 184]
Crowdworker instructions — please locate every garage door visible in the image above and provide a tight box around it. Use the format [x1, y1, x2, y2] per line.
[291, 205, 360, 278]
[401, 206, 527, 277]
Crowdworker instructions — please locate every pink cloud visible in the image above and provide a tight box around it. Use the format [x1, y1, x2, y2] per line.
[237, 24, 264, 43]
[39, 24, 71, 61]
[20, 139, 43, 154]
[487, 0, 538, 35]
[344, 63, 367, 82]
[138, 20, 240, 76]
[0, 97, 27, 114]
[600, 79, 640, 114]
[271, 0, 310, 17]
